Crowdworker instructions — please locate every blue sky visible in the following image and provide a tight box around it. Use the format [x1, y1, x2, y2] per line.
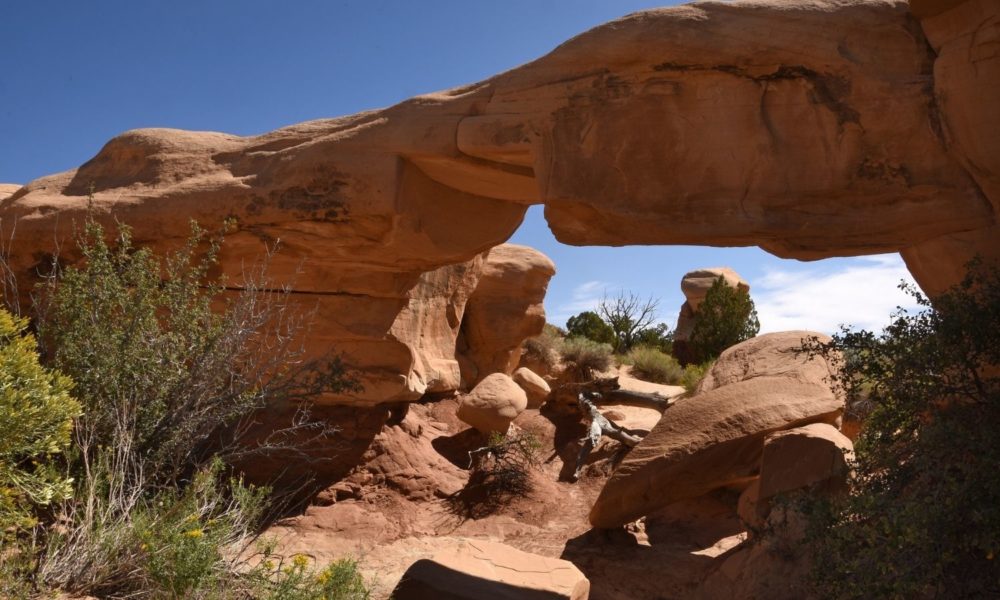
[0, 1, 917, 334]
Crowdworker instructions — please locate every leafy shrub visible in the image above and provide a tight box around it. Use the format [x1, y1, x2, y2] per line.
[625, 345, 682, 384]
[801, 263, 1000, 599]
[686, 276, 759, 364]
[249, 552, 370, 600]
[559, 336, 613, 379]
[12, 215, 367, 598]
[0, 308, 79, 539]
[679, 361, 714, 394]
[634, 322, 673, 354]
[565, 311, 615, 345]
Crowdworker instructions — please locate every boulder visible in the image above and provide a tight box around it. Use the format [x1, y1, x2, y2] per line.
[589, 332, 843, 529]
[758, 423, 854, 501]
[737, 423, 854, 530]
[457, 373, 528, 435]
[391, 539, 590, 600]
[673, 267, 751, 365]
[680, 267, 750, 312]
[512, 367, 551, 408]
[459, 245, 555, 384]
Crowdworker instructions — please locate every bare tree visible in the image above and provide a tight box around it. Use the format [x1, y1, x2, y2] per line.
[598, 291, 659, 352]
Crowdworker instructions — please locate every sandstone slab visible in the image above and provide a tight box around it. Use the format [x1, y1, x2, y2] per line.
[391, 539, 590, 600]
[589, 332, 843, 528]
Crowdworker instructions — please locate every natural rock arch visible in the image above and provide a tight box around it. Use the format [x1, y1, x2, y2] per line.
[1, 0, 996, 405]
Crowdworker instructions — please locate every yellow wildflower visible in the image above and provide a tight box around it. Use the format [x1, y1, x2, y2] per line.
[183, 529, 204, 538]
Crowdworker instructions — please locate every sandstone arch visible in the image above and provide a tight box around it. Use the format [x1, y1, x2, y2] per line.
[1, 0, 996, 404]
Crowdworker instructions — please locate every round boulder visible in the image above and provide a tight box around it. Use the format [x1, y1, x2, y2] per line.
[457, 373, 528, 435]
[512, 367, 551, 408]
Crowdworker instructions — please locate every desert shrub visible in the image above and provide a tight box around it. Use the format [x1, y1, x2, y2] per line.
[801, 263, 1000, 599]
[14, 215, 367, 598]
[249, 552, 370, 600]
[625, 345, 682, 384]
[0, 309, 79, 539]
[679, 361, 714, 394]
[565, 310, 615, 345]
[633, 322, 673, 354]
[451, 430, 541, 518]
[521, 323, 564, 375]
[559, 336, 613, 379]
[687, 276, 759, 364]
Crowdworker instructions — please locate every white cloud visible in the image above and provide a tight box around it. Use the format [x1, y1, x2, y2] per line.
[550, 280, 617, 326]
[754, 254, 922, 334]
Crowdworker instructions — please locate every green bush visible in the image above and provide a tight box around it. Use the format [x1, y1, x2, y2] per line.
[686, 276, 759, 364]
[565, 311, 615, 346]
[559, 336, 613, 379]
[801, 263, 1000, 599]
[633, 322, 673, 354]
[625, 345, 682, 384]
[0, 309, 79, 539]
[13, 215, 368, 599]
[679, 361, 713, 394]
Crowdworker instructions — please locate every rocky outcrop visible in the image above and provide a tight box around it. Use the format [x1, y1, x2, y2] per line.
[459, 245, 555, 385]
[738, 423, 854, 530]
[391, 539, 590, 600]
[2, 0, 997, 409]
[589, 332, 843, 529]
[457, 373, 528, 435]
[673, 267, 751, 365]
[512, 367, 551, 408]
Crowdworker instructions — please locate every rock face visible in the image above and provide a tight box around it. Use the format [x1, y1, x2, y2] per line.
[673, 267, 751, 365]
[459, 245, 555, 385]
[457, 373, 528, 435]
[1, 0, 997, 407]
[512, 367, 551, 408]
[391, 539, 590, 600]
[589, 332, 843, 529]
[738, 423, 854, 530]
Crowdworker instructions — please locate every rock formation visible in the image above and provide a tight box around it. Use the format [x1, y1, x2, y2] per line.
[673, 267, 751, 365]
[588, 331, 844, 529]
[391, 539, 590, 600]
[511, 367, 551, 408]
[738, 423, 854, 530]
[458, 244, 555, 385]
[1, 0, 997, 408]
[456, 373, 528, 435]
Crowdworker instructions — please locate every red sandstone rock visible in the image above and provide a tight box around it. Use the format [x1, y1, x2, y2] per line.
[0, 0, 996, 411]
[512, 367, 551, 408]
[391, 539, 590, 600]
[589, 332, 843, 529]
[459, 245, 555, 385]
[457, 373, 528, 435]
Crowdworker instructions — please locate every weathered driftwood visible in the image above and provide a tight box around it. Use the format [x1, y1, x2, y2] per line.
[602, 388, 677, 411]
[571, 392, 644, 481]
